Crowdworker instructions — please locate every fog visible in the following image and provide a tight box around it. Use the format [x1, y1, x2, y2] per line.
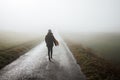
[0, 0, 120, 33]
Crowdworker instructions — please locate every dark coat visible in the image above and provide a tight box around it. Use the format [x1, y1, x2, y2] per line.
[45, 32, 57, 47]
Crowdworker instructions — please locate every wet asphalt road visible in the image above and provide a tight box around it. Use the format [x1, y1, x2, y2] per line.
[0, 33, 86, 80]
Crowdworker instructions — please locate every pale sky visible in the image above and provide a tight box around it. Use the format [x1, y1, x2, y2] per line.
[0, 0, 120, 33]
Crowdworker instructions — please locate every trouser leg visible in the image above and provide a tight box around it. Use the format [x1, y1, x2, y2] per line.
[50, 47, 53, 59]
[48, 47, 51, 61]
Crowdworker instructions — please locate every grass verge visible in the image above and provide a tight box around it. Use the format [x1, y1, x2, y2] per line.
[67, 42, 120, 80]
[0, 39, 41, 69]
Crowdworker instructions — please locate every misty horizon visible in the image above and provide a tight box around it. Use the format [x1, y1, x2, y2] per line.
[0, 0, 120, 33]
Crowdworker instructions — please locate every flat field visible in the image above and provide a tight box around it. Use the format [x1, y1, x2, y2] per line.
[61, 32, 120, 80]
[0, 31, 44, 69]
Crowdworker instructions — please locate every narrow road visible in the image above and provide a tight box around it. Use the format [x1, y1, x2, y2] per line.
[0, 33, 86, 80]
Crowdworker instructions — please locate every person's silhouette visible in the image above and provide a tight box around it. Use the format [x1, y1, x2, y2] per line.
[45, 29, 59, 61]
